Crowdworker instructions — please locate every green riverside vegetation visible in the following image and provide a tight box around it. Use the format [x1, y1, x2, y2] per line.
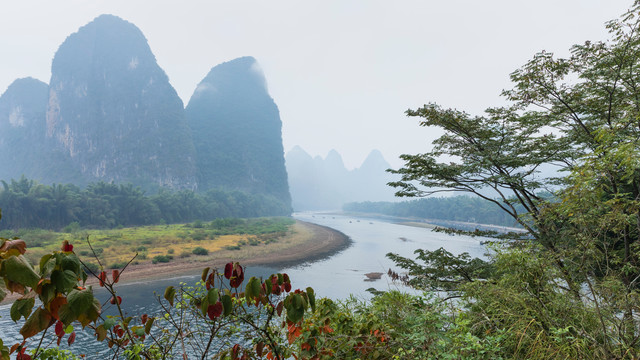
[0, 177, 291, 230]
[344, 196, 522, 227]
[0, 217, 294, 270]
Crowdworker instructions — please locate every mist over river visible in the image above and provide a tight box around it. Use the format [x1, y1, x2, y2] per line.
[0, 212, 488, 356]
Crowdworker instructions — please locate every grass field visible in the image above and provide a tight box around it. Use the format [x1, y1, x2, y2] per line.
[0, 217, 295, 271]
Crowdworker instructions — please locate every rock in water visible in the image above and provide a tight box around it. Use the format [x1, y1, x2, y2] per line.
[186, 56, 291, 207]
[364, 272, 383, 281]
[46, 14, 196, 189]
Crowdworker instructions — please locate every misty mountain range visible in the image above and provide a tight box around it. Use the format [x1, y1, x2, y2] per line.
[285, 146, 398, 211]
[0, 14, 401, 214]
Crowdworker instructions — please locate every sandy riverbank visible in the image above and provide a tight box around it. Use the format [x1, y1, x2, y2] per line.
[106, 220, 351, 283]
[1, 220, 350, 304]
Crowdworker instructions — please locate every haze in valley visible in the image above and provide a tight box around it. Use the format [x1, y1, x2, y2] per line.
[0, 1, 628, 173]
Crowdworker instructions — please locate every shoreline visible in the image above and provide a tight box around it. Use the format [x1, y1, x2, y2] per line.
[1, 220, 351, 304]
[109, 220, 352, 283]
[340, 211, 524, 233]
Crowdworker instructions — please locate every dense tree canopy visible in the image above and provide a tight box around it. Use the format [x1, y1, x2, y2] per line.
[0, 177, 291, 230]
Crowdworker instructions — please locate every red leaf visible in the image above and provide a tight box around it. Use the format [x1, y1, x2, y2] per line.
[207, 273, 215, 289]
[229, 263, 245, 288]
[256, 342, 264, 357]
[207, 302, 223, 320]
[49, 296, 68, 321]
[141, 314, 148, 325]
[55, 321, 64, 337]
[224, 262, 233, 279]
[115, 326, 124, 338]
[109, 296, 122, 305]
[112, 270, 120, 283]
[17, 348, 32, 360]
[287, 322, 302, 344]
[99, 271, 106, 287]
[61, 241, 73, 252]
[67, 332, 76, 346]
[284, 283, 292, 292]
[232, 344, 241, 358]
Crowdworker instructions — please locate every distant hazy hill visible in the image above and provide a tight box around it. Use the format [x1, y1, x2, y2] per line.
[46, 14, 196, 189]
[0, 15, 291, 212]
[285, 146, 397, 210]
[0, 78, 55, 181]
[186, 57, 291, 207]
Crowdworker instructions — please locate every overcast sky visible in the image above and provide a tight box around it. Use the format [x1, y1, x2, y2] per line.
[0, 1, 631, 169]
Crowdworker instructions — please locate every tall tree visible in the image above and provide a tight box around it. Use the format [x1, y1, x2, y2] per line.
[390, 3, 640, 293]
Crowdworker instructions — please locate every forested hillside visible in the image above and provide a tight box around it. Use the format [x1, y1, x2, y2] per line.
[186, 57, 291, 206]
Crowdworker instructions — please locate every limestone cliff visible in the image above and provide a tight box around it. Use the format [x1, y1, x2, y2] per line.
[0, 78, 78, 182]
[186, 57, 291, 207]
[46, 14, 196, 189]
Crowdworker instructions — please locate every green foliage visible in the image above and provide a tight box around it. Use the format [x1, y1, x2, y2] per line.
[108, 261, 128, 269]
[62, 222, 80, 234]
[388, 0, 640, 315]
[191, 247, 208, 255]
[0, 234, 97, 358]
[0, 178, 292, 231]
[33, 348, 82, 359]
[208, 217, 294, 235]
[387, 247, 493, 293]
[381, 3, 640, 358]
[151, 255, 171, 264]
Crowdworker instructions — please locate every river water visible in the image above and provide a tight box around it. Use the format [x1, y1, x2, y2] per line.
[0, 212, 487, 357]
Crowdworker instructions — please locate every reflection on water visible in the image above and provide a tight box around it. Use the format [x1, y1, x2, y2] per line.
[0, 212, 487, 356]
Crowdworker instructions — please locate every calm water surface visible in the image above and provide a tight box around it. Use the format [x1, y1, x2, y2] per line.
[285, 212, 487, 299]
[0, 212, 487, 356]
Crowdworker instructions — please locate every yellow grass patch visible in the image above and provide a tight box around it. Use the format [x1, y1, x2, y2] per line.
[18, 220, 295, 270]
